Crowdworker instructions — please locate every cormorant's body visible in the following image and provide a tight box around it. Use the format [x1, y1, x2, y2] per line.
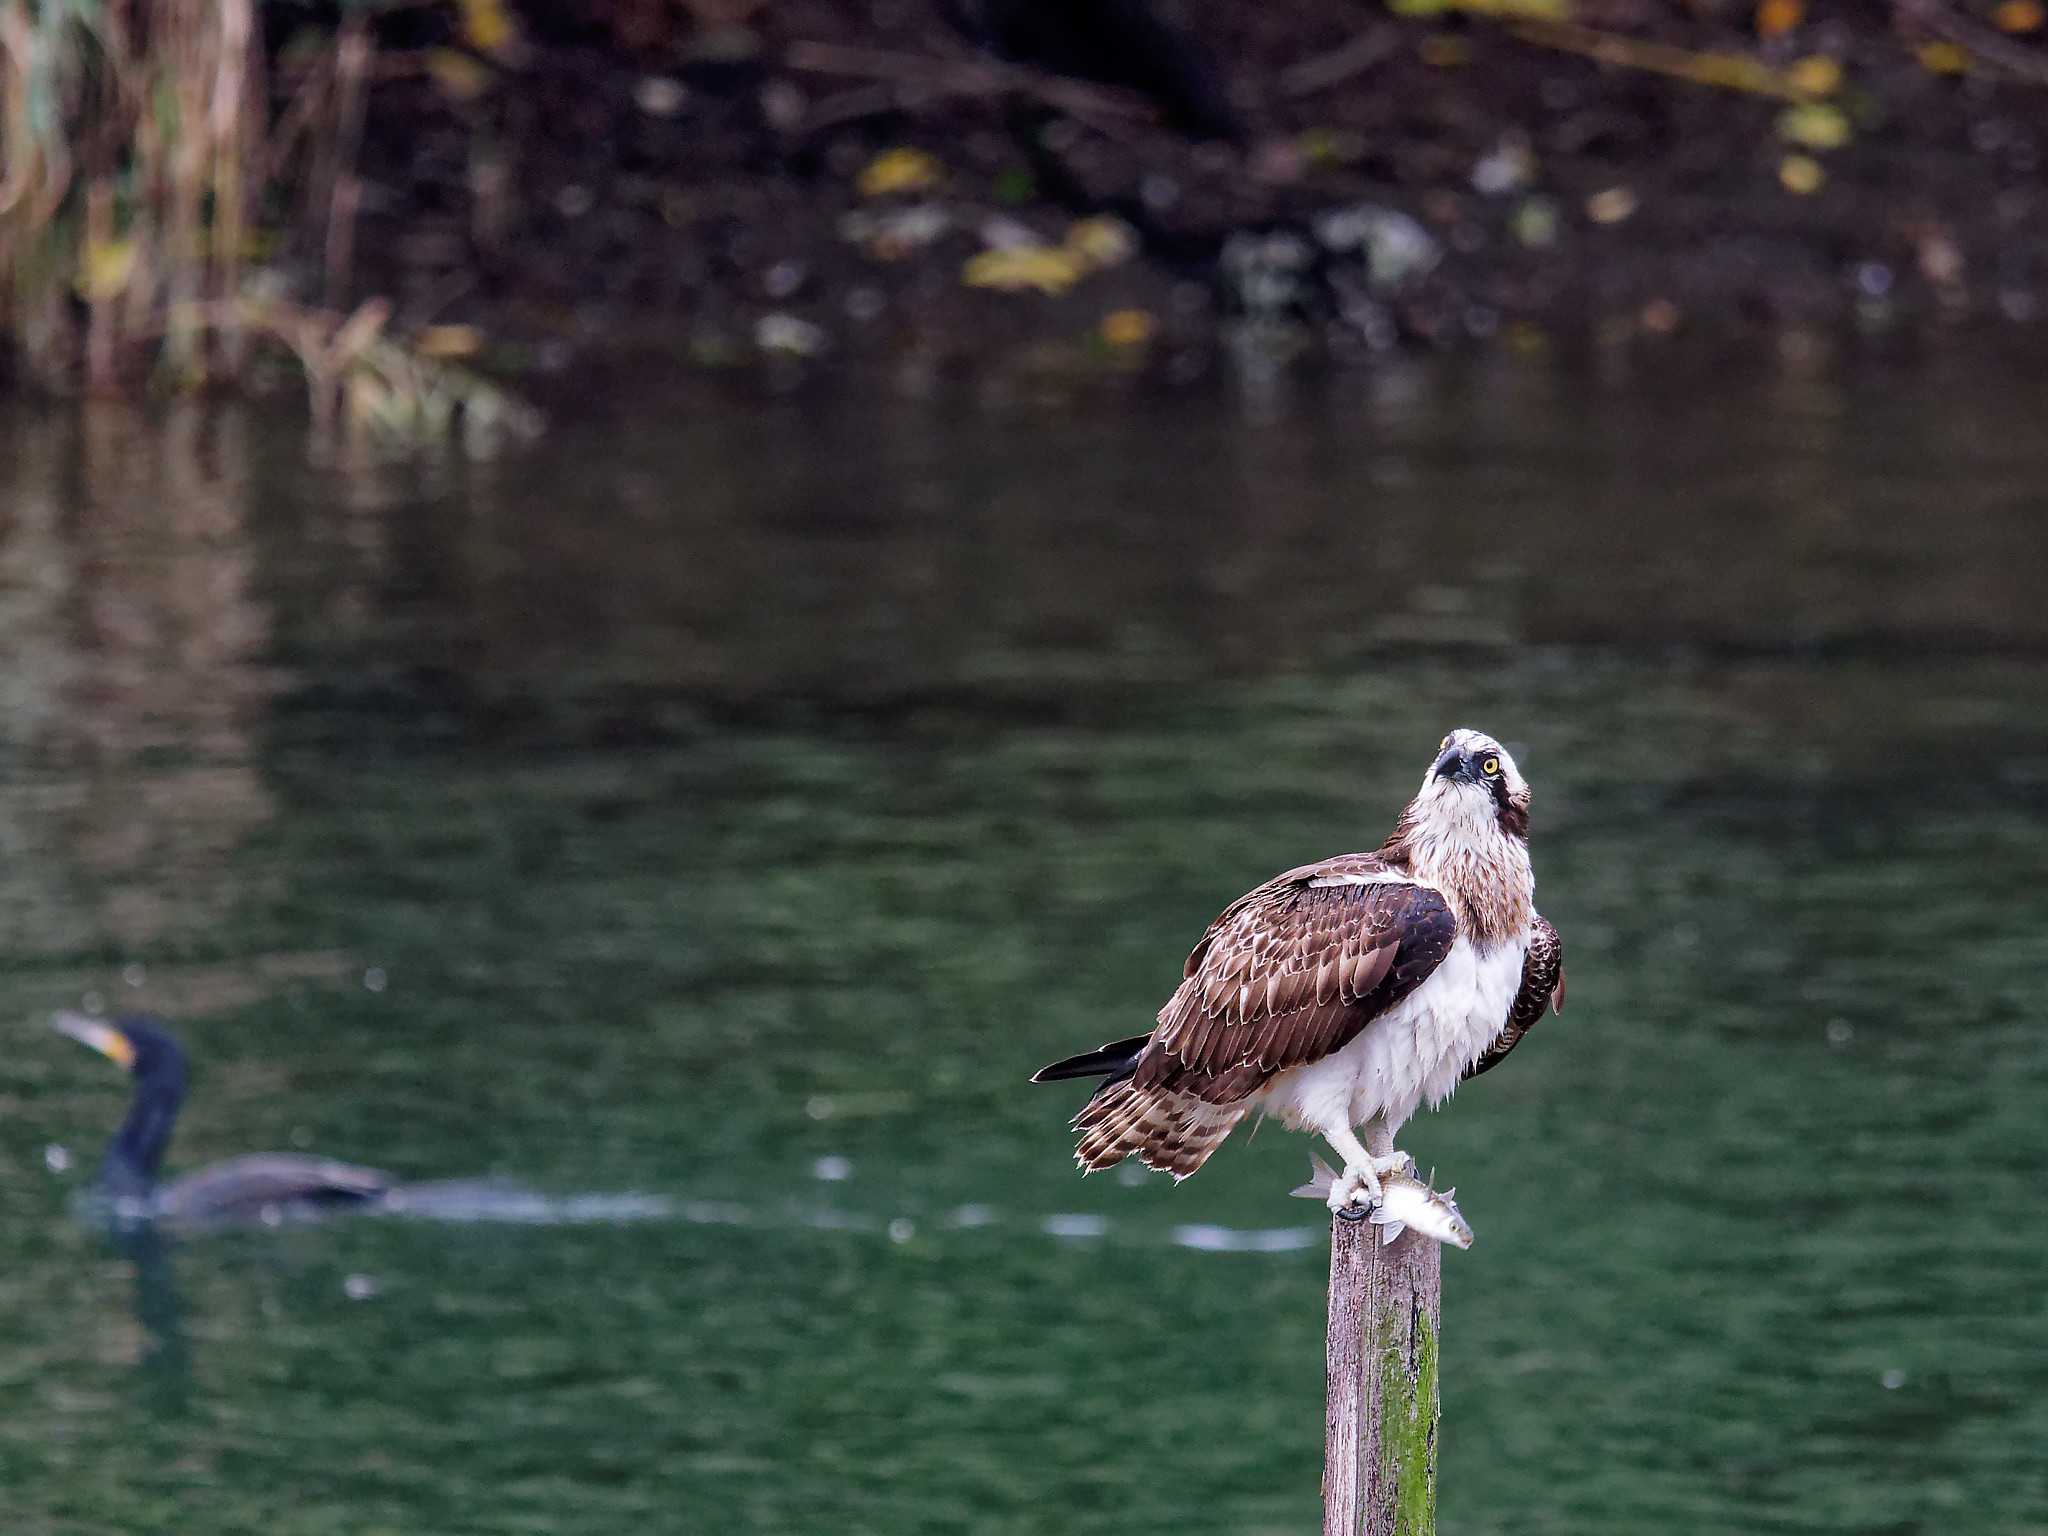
[146, 1153, 393, 1225]
[54, 1013, 394, 1227]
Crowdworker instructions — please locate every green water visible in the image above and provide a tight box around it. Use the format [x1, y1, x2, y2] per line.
[1, 358, 2044, 1534]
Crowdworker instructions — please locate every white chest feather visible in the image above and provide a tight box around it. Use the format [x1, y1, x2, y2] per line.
[1259, 935, 1526, 1138]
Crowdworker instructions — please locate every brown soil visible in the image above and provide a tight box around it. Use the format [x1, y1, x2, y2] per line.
[341, 0, 2048, 383]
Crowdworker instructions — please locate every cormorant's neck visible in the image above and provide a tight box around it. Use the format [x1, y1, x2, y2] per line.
[103, 1063, 186, 1196]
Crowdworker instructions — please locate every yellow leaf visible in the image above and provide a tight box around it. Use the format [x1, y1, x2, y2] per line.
[77, 236, 136, 301]
[1917, 41, 1969, 72]
[1512, 197, 1560, 247]
[427, 49, 493, 102]
[458, 0, 520, 58]
[1065, 216, 1138, 269]
[1779, 154, 1824, 194]
[1786, 54, 1841, 96]
[1297, 128, 1366, 167]
[1689, 51, 1789, 92]
[1756, 0, 1803, 36]
[1995, 0, 2044, 29]
[858, 148, 942, 198]
[1513, 19, 1796, 95]
[1586, 186, 1637, 224]
[963, 247, 1087, 295]
[1100, 309, 1156, 347]
[1777, 102, 1851, 150]
[415, 324, 484, 360]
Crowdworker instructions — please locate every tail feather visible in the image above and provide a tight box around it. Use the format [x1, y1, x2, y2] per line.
[1069, 1078, 1246, 1181]
[1031, 1032, 1152, 1084]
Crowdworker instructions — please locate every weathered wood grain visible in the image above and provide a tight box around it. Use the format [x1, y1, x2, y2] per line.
[1323, 1214, 1441, 1536]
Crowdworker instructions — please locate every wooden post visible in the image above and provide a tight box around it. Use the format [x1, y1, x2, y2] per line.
[1323, 1214, 1441, 1536]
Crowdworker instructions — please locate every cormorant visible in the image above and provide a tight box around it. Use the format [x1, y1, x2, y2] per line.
[53, 1012, 394, 1227]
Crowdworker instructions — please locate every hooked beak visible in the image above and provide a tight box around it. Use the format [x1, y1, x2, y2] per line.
[1432, 743, 1466, 781]
[52, 1012, 136, 1072]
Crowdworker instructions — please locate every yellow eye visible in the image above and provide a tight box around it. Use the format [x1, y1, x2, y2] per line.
[1482, 756, 1501, 776]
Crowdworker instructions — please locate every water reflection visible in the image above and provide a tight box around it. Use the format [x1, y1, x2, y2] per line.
[108, 1224, 192, 1416]
[319, 361, 2048, 715]
[0, 405, 276, 957]
[1, 355, 2044, 1534]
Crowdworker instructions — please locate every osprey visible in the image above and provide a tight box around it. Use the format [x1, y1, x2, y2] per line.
[1034, 728, 1564, 1214]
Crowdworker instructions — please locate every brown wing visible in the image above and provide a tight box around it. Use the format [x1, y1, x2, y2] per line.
[1464, 912, 1563, 1081]
[1133, 854, 1457, 1106]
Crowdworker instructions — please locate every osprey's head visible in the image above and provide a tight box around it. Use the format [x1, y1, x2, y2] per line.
[1415, 728, 1530, 842]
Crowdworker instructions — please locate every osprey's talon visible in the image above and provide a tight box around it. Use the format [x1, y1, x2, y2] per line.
[1371, 1150, 1416, 1179]
[1325, 1163, 1383, 1216]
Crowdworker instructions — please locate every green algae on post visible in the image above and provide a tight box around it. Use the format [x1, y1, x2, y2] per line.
[1378, 1298, 1439, 1536]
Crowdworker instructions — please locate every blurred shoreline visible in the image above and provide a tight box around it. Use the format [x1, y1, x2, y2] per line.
[8, 1, 2048, 416]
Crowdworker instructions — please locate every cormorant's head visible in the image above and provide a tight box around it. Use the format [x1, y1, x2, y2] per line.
[1417, 727, 1531, 843]
[54, 1013, 185, 1084]
[52, 1013, 188, 1189]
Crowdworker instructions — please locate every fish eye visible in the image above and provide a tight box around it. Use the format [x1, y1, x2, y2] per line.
[1482, 756, 1501, 777]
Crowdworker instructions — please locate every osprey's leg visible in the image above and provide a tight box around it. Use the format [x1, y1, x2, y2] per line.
[1322, 1124, 1383, 1214]
[1363, 1117, 1415, 1180]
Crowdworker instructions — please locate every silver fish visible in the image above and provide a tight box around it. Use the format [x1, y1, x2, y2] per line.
[1290, 1154, 1475, 1249]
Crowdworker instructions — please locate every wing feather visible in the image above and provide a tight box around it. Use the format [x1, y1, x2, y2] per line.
[1464, 912, 1563, 1081]
[1134, 854, 1458, 1105]
[1349, 942, 1394, 998]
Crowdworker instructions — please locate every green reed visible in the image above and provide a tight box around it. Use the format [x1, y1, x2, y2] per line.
[0, 2, 533, 447]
